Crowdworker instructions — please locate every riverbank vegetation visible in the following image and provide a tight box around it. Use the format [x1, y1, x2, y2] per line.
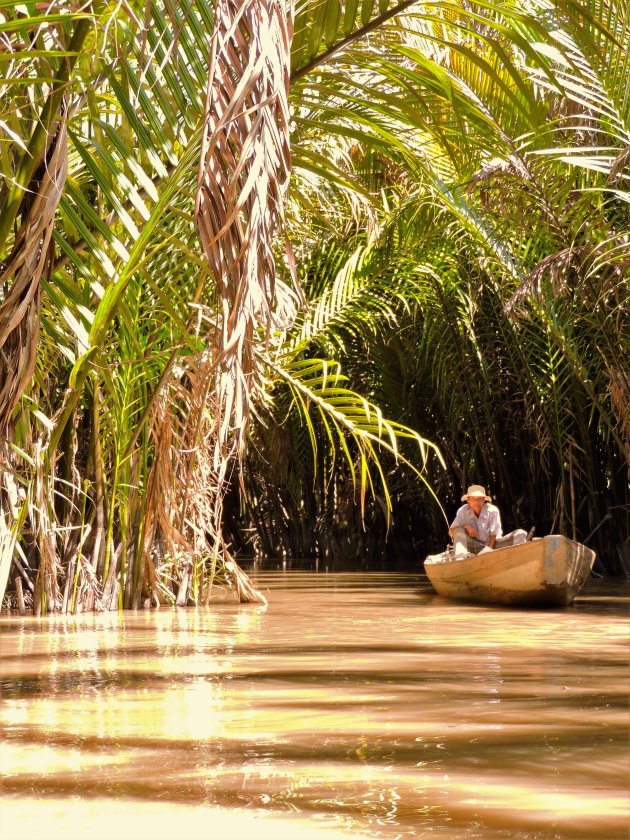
[1, 0, 628, 613]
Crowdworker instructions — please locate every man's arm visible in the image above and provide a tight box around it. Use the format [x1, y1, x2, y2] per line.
[449, 508, 478, 539]
[488, 506, 502, 548]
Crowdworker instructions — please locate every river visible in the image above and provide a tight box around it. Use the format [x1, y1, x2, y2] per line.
[1, 571, 628, 839]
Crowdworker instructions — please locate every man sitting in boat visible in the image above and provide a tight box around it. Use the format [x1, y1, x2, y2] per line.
[449, 485, 527, 555]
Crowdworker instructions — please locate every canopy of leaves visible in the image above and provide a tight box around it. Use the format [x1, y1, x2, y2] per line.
[0, 0, 628, 611]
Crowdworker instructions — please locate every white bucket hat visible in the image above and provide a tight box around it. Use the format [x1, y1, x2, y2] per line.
[462, 484, 492, 502]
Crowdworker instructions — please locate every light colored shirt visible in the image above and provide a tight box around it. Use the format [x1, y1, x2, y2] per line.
[450, 503, 502, 545]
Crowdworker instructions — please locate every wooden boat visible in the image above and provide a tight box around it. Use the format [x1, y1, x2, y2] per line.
[423, 535, 596, 607]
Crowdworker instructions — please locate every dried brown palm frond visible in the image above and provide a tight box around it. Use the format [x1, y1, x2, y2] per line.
[607, 146, 630, 184]
[140, 389, 194, 606]
[32, 439, 62, 615]
[467, 155, 531, 187]
[0, 120, 68, 435]
[189, 0, 297, 604]
[195, 0, 297, 464]
[0, 119, 69, 611]
[505, 247, 576, 316]
[142, 347, 267, 606]
[505, 232, 630, 318]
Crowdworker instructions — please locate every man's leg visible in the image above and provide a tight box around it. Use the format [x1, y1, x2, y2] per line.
[452, 526, 469, 556]
[496, 529, 528, 549]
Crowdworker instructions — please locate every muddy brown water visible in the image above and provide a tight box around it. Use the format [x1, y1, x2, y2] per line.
[1, 571, 628, 839]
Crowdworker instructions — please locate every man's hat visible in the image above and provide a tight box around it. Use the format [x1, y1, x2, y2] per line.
[462, 484, 492, 502]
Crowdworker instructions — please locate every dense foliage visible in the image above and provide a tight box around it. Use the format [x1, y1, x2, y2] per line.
[0, 1, 628, 613]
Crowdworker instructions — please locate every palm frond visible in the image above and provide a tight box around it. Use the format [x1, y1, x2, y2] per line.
[195, 0, 297, 462]
[264, 354, 446, 521]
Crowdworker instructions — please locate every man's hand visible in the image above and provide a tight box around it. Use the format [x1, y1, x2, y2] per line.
[464, 525, 478, 538]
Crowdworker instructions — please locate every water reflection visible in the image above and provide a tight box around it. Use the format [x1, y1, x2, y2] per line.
[1, 573, 628, 839]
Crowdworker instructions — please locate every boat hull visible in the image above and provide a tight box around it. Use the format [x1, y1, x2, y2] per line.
[423, 535, 595, 607]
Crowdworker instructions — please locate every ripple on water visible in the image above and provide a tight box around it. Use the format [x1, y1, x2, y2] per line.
[0, 572, 628, 840]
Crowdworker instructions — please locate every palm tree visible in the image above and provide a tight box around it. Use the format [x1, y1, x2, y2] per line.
[1, 0, 628, 611]
[277, 0, 629, 567]
[0, 0, 443, 610]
